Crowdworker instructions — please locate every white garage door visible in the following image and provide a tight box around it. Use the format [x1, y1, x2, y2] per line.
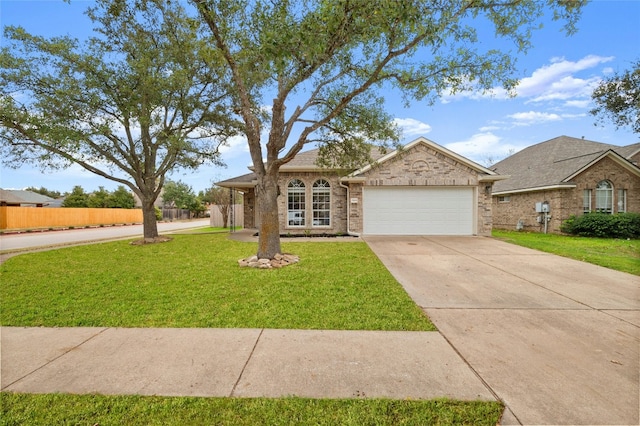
[363, 187, 474, 235]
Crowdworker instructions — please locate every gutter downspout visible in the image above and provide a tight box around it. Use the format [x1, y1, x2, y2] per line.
[339, 180, 361, 237]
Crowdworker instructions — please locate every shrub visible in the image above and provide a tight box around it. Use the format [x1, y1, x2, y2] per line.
[561, 212, 640, 239]
[154, 207, 162, 221]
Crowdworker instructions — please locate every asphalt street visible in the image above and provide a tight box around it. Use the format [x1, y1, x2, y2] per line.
[0, 219, 210, 252]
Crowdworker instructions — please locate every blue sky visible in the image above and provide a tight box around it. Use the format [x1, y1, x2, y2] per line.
[1, 0, 639, 194]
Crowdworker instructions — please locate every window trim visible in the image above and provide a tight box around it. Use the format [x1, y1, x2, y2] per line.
[312, 179, 331, 228]
[595, 180, 613, 214]
[583, 189, 592, 214]
[287, 179, 306, 227]
[617, 188, 627, 213]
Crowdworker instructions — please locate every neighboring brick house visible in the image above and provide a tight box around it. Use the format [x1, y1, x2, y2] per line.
[491, 136, 640, 234]
[218, 137, 505, 236]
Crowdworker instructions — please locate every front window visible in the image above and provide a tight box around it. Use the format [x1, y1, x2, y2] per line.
[618, 189, 627, 213]
[583, 189, 592, 213]
[287, 179, 305, 226]
[595, 180, 613, 213]
[312, 179, 331, 227]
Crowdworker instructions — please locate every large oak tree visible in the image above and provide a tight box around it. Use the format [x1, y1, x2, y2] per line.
[193, 0, 586, 259]
[0, 0, 236, 241]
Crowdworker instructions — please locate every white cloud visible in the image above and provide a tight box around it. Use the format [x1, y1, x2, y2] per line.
[564, 100, 591, 109]
[394, 117, 432, 136]
[218, 134, 249, 156]
[445, 132, 502, 161]
[440, 55, 614, 105]
[445, 132, 526, 166]
[507, 111, 562, 126]
[479, 125, 501, 132]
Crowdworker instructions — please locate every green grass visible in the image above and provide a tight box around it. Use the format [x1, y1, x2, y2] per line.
[0, 393, 503, 426]
[493, 230, 640, 275]
[0, 235, 503, 424]
[0, 234, 433, 330]
[173, 226, 243, 233]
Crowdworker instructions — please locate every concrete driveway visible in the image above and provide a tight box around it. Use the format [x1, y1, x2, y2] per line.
[365, 235, 639, 426]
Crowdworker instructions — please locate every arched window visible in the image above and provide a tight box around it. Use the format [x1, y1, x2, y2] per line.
[312, 179, 331, 227]
[287, 179, 305, 226]
[595, 180, 613, 213]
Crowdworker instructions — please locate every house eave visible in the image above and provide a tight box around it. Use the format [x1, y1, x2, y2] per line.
[492, 184, 576, 196]
[339, 176, 366, 183]
[479, 175, 510, 182]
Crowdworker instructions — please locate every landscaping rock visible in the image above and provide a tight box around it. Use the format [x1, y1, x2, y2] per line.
[238, 253, 300, 269]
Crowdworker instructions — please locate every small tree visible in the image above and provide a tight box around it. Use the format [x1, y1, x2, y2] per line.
[162, 180, 196, 209]
[0, 0, 235, 242]
[591, 60, 640, 134]
[62, 186, 89, 208]
[108, 185, 136, 209]
[204, 185, 234, 228]
[87, 186, 111, 208]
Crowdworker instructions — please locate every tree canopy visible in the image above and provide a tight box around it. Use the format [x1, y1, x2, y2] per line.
[193, 0, 586, 258]
[590, 60, 640, 135]
[0, 0, 236, 240]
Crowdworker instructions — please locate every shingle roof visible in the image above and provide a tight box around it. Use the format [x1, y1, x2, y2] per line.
[217, 146, 388, 187]
[491, 136, 640, 193]
[0, 189, 54, 205]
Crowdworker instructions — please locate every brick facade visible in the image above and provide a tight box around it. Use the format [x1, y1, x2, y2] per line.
[493, 156, 640, 233]
[347, 142, 494, 235]
[240, 138, 498, 236]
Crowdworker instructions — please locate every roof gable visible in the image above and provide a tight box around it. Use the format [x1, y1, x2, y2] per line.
[349, 137, 498, 178]
[564, 149, 640, 182]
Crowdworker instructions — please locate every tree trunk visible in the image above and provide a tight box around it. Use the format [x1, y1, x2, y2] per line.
[141, 197, 159, 241]
[256, 173, 281, 259]
[219, 205, 229, 228]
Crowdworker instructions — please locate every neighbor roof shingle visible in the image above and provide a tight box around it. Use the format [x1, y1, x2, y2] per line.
[491, 136, 640, 193]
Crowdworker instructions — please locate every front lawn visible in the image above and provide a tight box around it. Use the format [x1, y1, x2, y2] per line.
[492, 230, 640, 276]
[0, 234, 434, 330]
[1, 393, 503, 425]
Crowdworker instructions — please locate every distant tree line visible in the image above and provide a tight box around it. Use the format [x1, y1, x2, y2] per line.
[27, 185, 136, 209]
[27, 182, 242, 222]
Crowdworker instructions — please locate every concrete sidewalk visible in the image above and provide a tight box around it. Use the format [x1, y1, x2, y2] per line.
[1, 327, 495, 401]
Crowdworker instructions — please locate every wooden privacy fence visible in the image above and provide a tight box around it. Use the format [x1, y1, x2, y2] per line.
[0, 206, 143, 230]
[209, 204, 244, 228]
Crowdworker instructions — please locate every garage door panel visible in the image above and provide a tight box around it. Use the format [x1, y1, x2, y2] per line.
[363, 187, 473, 235]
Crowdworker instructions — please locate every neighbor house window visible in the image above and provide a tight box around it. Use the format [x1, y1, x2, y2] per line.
[287, 179, 305, 226]
[595, 180, 613, 213]
[498, 196, 510, 202]
[312, 179, 331, 227]
[618, 189, 627, 213]
[583, 189, 592, 213]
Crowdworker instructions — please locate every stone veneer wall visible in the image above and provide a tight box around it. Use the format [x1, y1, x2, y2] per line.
[493, 156, 640, 234]
[348, 143, 493, 235]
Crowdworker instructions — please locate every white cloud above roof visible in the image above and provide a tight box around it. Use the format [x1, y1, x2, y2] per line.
[394, 117, 432, 136]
